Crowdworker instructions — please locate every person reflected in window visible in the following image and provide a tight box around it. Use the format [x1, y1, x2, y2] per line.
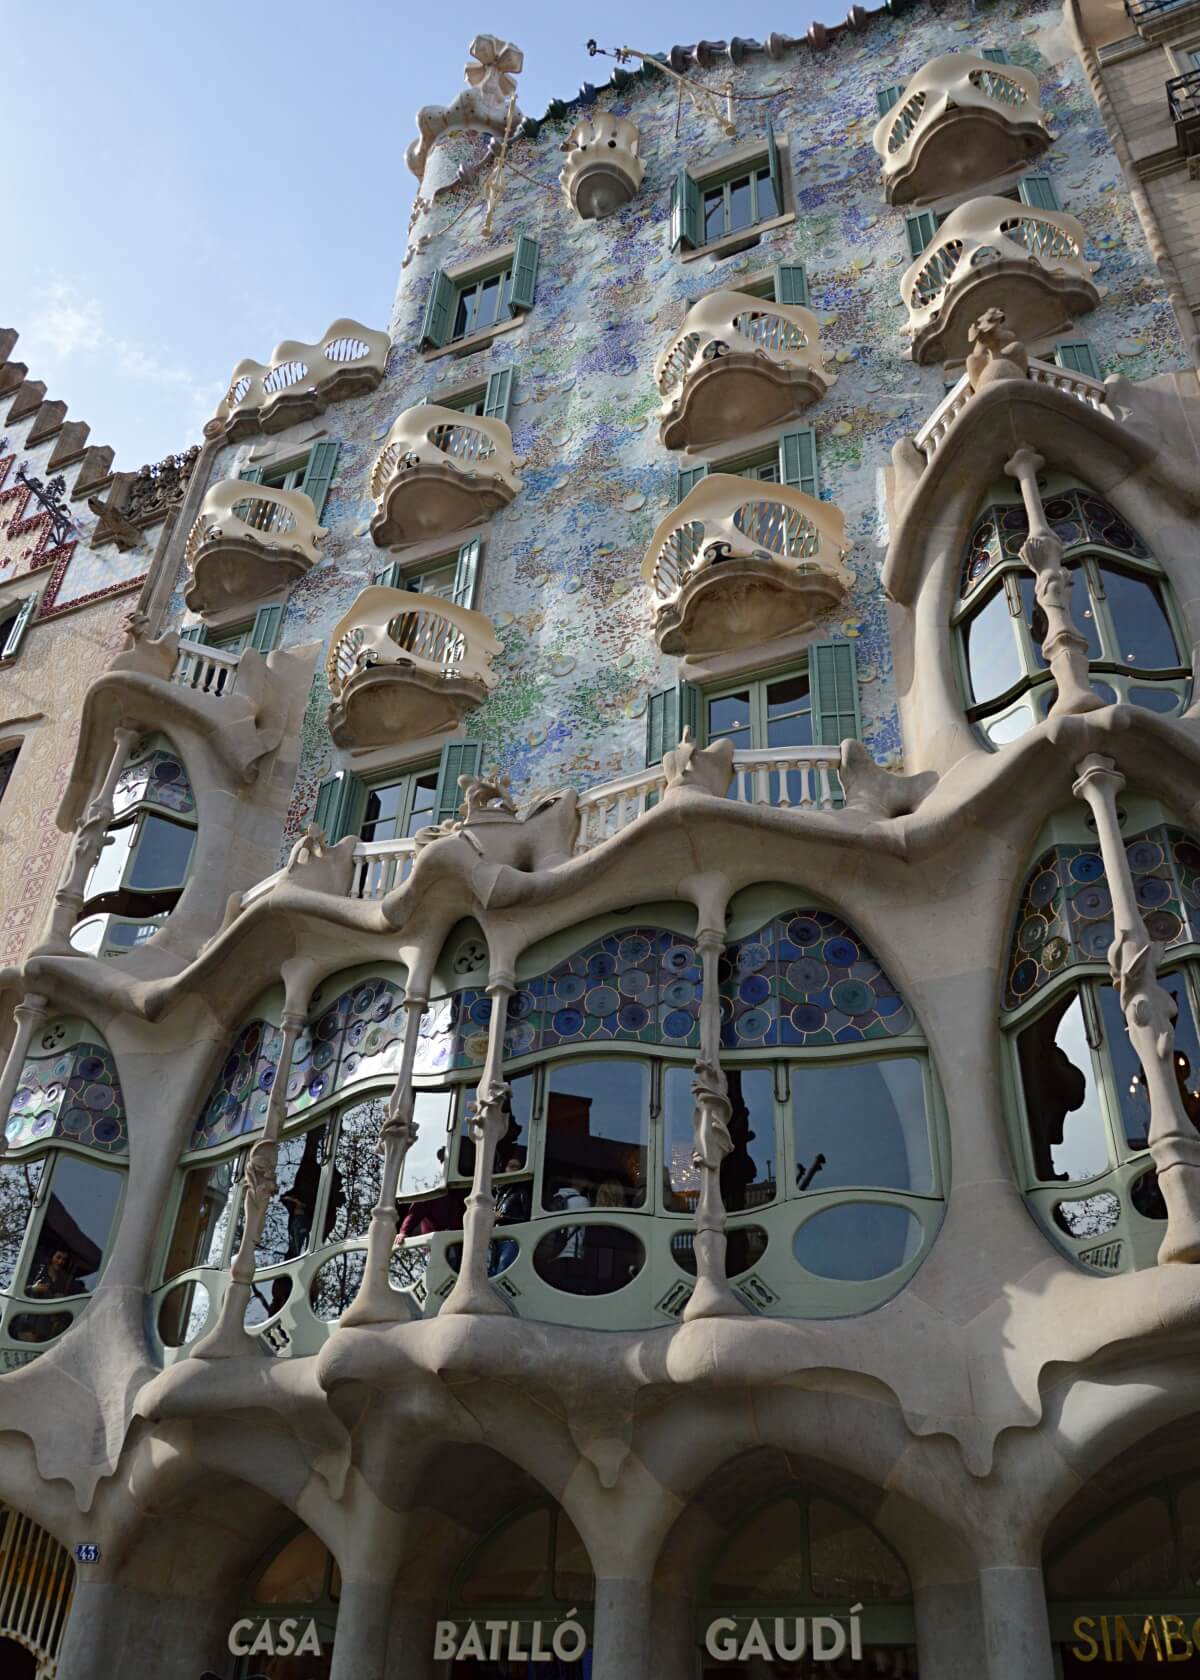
[396, 1151, 467, 1240]
[282, 1131, 324, 1259]
[27, 1246, 84, 1300]
[722, 1071, 758, 1212]
[550, 1177, 591, 1261]
[492, 1152, 530, 1274]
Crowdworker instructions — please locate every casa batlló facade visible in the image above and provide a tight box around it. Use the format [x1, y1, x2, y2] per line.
[1, 0, 1200, 1673]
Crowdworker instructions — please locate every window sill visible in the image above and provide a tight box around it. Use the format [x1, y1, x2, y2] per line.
[679, 210, 796, 264]
[423, 313, 526, 362]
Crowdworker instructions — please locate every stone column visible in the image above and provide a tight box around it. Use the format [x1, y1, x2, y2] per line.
[328, 1578, 399, 1680]
[41, 724, 139, 951]
[1005, 447, 1103, 720]
[1073, 753, 1200, 1261]
[0, 992, 48, 1159]
[978, 1565, 1056, 1680]
[683, 926, 747, 1321]
[385, 1597, 437, 1680]
[342, 993, 427, 1326]
[439, 972, 515, 1317]
[591, 1575, 655, 1680]
[913, 1578, 987, 1679]
[56, 1580, 230, 1680]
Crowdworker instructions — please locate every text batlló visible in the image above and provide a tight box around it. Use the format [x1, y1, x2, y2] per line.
[433, 1615, 588, 1663]
[704, 1608, 864, 1663]
[227, 1618, 323, 1657]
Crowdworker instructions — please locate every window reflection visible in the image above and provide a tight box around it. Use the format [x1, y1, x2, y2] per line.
[1100, 565, 1178, 669]
[663, 1064, 777, 1211]
[398, 1089, 454, 1194]
[791, 1057, 932, 1193]
[1017, 991, 1109, 1182]
[126, 815, 195, 890]
[25, 1156, 122, 1294]
[165, 1156, 239, 1276]
[965, 585, 1024, 705]
[258, 1125, 328, 1268]
[0, 1160, 44, 1290]
[456, 1072, 535, 1179]
[542, 1060, 648, 1211]
[322, 1099, 384, 1245]
[1097, 974, 1200, 1152]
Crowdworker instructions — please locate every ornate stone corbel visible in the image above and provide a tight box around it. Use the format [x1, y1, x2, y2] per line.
[1072, 754, 1200, 1263]
[0, 993, 49, 1160]
[663, 728, 735, 799]
[683, 927, 749, 1320]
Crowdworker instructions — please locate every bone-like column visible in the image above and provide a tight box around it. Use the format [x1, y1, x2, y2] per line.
[1005, 447, 1104, 720]
[342, 993, 427, 1326]
[0, 993, 49, 1160]
[1073, 753, 1200, 1262]
[42, 725, 140, 952]
[439, 973, 515, 1317]
[683, 926, 748, 1320]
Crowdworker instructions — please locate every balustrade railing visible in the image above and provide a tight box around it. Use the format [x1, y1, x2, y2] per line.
[211, 318, 391, 428]
[325, 587, 500, 700]
[1168, 67, 1200, 126]
[172, 641, 241, 696]
[370, 404, 522, 507]
[914, 356, 1110, 461]
[655, 291, 831, 404]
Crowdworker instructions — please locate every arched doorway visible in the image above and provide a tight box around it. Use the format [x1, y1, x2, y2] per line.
[0, 1636, 36, 1679]
[0, 1501, 73, 1678]
[231, 1526, 338, 1678]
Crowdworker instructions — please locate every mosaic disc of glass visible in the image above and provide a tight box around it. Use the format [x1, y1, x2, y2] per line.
[1005, 825, 1200, 1010]
[961, 491, 1151, 599]
[112, 747, 196, 820]
[450, 928, 703, 1067]
[720, 909, 914, 1048]
[7, 1040, 128, 1155]
[190, 979, 408, 1150]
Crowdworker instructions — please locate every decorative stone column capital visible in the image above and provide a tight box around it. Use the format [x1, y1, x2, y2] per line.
[1004, 445, 1045, 483]
[485, 972, 516, 997]
[1071, 753, 1125, 804]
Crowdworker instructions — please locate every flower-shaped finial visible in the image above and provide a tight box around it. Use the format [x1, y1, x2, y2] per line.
[464, 35, 524, 100]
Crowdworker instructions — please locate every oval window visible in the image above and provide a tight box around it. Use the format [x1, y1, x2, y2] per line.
[447, 1239, 518, 1277]
[670, 1225, 767, 1278]
[309, 1251, 366, 1321]
[533, 1224, 644, 1296]
[157, 1280, 210, 1347]
[246, 1273, 292, 1327]
[389, 1240, 430, 1293]
[793, 1203, 923, 1281]
[5, 1307, 76, 1345]
[1053, 1190, 1121, 1240]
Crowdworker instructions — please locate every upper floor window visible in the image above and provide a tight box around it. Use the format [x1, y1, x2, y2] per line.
[0, 596, 36, 663]
[359, 765, 439, 844]
[671, 127, 786, 253]
[704, 667, 814, 753]
[0, 743, 18, 806]
[420, 236, 541, 351]
[238, 439, 341, 521]
[375, 535, 482, 609]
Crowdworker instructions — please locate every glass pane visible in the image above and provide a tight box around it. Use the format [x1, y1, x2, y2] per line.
[704, 188, 725, 241]
[532, 1224, 645, 1295]
[157, 1278, 210, 1348]
[457, 1070, 536, 1178]
[453, 286, 475, 340]
[257, 1124, 328, 1268]
[670, 1223, 767, 1278]
[126, 814, 195, 891]
[983, 702, 1034, 745]
[809, 1500, 909, 1600]
[792, 1058, 932, 1193]
[461, 1508, 551, 1604]
[1098, 975, 1200, 1154]
[322, 1097, 387, 1244]
[417, 563, 457, 601]
[710, 1500, 806, 1601]
[1047, 1497, 1175, 1597]
[765, 676, 813, 749]
[792, 1202, 923, 1280]
[1100, 565, 1178, 670]
[1017, 991, 1109, 1182]
[663, 1065, 777, 1211]
[554, 1513, 595, 1602]
[164, 1157, 239, 1277]
[309, 1249, 365, 1320]
[708, 690, 753, 745]
[27, 1155, 122, 1293]
[361, 780, 404, 844]
[728, 173, 753, 231]
[0, 1159, 44, 1290]
[542, 1060, 649, 1210]
[965, 586, 1024, 705]
[399, 1089, 454, 1195]
[406, 773, 439, 837]
[755, 166, 778, 221]
[1129, 684, 1181, 714]
[255, 1530, 330, 1604]
[84, 821, 135, 902]
[476, 274, 501, 331]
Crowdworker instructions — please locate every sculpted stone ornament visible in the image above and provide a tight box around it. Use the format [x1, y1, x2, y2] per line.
[461, 769, 518, 817]
[965, 308, 1029, 394]
[663, 728, 736, 799]
[406, 36, 524, 182]
[87, 494, 144, 554]
[412, 773, 578, 876]
[440, 1073, 517, 1317]
[282, 824, 357, 897]
[839, 739, 938, 820]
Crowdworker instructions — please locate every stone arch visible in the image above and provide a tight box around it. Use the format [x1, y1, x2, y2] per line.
[0, 1495, 75, 1679]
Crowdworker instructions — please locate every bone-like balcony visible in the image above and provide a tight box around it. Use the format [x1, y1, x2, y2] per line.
[655, 291, 835, 451]
[641, 473, 851, 657]
[208, 318, 390, 439]
[559, 113, 645, 219]
[369, 405, 524, 547]
[183, 481, 324, 616]
[872, 53, 1049, 205]
[901, 197, 1100, 364]
[325, 586, 501, 748]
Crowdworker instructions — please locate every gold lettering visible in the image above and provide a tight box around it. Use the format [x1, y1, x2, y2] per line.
[1160, 1614, 1193, 1661]
[1101, 1616, 1112, 1661]
[1114, 1616, 1162, 1662]
[1070, 1617, 1099, 1661]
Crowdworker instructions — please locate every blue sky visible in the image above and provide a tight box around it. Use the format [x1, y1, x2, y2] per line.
[8, 1, 848, 467]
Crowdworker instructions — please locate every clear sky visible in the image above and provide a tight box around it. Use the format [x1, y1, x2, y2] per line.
[6, 0, 848, 468]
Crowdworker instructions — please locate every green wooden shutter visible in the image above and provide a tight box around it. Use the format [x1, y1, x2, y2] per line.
[483, 367, 514, 423]
[809, 640, 862, 746]
[420, 270, 455, 349]
[766, 117, 783, 215]
[375, 560, 403, 589]
[434, 742, 483, 824]
[1, 595, 36, 659]
[237, 466, 265, 485]
[877, 85, 903, 114]
[313, 769, 361, 843]
[670, 170, 701, 252]
[674, 464, 709, 504]
[982, 46, 1011, 62]
[452, 538, 481, 609]
[178, 624, 207, 644]
[1019, 174, 1061, 211]
[775, 264, 810, 308]
[1055, 341, 1102, 380]
[780, 428, 819, 499]
[906, 211, 939, 259]
[509, 235, 540, 314]
[250, 604, 283, 654]
[299, 440, 340, 519]
[645, 680, 699, 765]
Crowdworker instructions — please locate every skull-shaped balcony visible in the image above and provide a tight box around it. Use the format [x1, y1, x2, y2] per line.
[369, 405, 523, 548]
[183, 480, 325, 615]
[641, 474, 851, 657]
[872, 53, 1050, 205]
[325, 586, 502, 749]
[559, 113, 645, 219]
[901, 197, 1100, 364]
[654, 291, 836, 452]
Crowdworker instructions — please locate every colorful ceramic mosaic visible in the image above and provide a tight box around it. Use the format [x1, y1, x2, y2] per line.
[720, 909, 915, 1049]
[7, 1040, 128, 1155]
[450, 928, 702, 1067]
[112, 747, 196, 820]
[962, 490, 1152, 597]
[1005, 826, 1200, 1009]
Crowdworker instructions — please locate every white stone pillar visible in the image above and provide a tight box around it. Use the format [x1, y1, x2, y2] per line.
[683, 925, 747, 1321]
[0, 992, 48, 1159]
[1073, 753, 1200, 1261]
[979, 1564, 1056, 1680]
[914, 1578, 987, 1679]
[591, 1576, 655, 1680]
[42, 725, 139, 951]
[56, 1580, 230, 1680]
[328, 1578, 400, 1680]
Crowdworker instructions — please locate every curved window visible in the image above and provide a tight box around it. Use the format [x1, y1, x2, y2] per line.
[70, 733, 198, 957]
[1, 1019, 127, 1362]
[232, 1526, 338, 1679]
[955, 486, 1187, 746]
[1006, 820, 1200, 1273]
[442, 1502, 593, 1672]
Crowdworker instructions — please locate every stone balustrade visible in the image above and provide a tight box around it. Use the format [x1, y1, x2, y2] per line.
[654, 290, 835, 449]
[183, 480, 325, 615]
[872, 52, 1049, 203]
[901, 196, 1100, 363]
[171, 641, 242, 698]
[207, 318, 391, 438]
[559, 112, 645, 218]
[325, 586, 501, 748]
[641, 472, 851, 655]
[369, 404, 524, 546]
[914, 356, 1111, 461]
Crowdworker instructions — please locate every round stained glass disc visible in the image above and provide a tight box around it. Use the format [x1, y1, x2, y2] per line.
[1069, 853, 1105, 883]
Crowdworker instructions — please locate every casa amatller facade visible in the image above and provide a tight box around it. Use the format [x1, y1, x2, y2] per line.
[1, 0, 1200, 1674]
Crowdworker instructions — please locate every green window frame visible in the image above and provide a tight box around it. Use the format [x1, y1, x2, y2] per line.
[420, 237, 540, 350]
[675, 427, 819, 505]
[241, 440, 340, 519]
[0, 595, 37, 661]
[375, 537, 482, 609]
[444, 368, 515, 424]
[877, 84, 904, 114]
[1054, 340, 1102, 380]
[699, 645, 861, 755]
[981, 46, 1011, 62]
[905, 209, 945, 260]
[671, 125, 785, 253]
[313, 743, 483, 843]
[188, 602, 284, 657]
[1018, 173, 1062, 212]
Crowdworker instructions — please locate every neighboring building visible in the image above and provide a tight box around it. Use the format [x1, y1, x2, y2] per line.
[1, 1, 1199, 1676]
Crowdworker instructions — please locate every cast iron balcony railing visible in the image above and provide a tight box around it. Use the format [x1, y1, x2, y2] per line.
[208, 319, 391, 438]
[655, 290, 835, 450]
[901, 196, 1100, 364]
[183, 480, 325, 616]
[641, 473, 851, 656]
[1125, 0, 1200, 39]
[369, 404, 524, 547]
[325, 586, 501, 748]
[559, 112, 645, 219]
[872, 52, 1050, 204]
[1167, 68, 1200, 158]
